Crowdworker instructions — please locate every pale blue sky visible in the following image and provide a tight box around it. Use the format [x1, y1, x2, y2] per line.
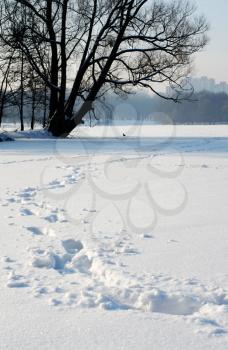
[194, 0, 228, 82]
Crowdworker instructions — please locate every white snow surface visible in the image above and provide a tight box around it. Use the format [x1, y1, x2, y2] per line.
[0, 124, 228, 349]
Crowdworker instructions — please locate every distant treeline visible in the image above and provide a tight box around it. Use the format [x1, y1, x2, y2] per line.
[109, 91, 228, 124]
[2, 90, 228, 128]
[155, 91, 228, 124]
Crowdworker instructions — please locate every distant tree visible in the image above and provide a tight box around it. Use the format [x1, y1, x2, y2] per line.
[0, 52, 14, 126]
[26, 67, 47, 130]
[152, 91, 228, 124]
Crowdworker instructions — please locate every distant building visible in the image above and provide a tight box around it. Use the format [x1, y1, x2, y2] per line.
[190, 76, 228, 94]
[166, 76, 228, 96]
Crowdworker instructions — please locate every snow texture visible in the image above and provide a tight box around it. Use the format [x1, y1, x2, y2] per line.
[0, 124, 228, 349]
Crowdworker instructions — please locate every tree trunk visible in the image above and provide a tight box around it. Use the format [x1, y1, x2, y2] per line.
[43, 84, 47, 128]
[48, 108, 75, 137]
[49, 88, 58, 119]
[31, 88, 36, 130]
[46, 0, 59, 121]
[0, 94, 4, 127]
[20, 51, 24, 131]
[59, 0, 68, 114]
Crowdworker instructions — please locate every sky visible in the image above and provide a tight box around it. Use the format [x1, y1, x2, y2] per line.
[194, 0, 228, 83]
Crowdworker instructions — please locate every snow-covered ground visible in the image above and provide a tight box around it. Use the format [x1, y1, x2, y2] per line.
[0, 125, 228, 349]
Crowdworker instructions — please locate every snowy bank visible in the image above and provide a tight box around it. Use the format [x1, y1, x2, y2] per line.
[0, 132, 14, 142]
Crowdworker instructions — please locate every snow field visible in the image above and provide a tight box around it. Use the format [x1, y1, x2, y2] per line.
[0, 125, 228, 349]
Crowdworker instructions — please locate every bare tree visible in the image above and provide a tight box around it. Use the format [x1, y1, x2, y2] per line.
[0, 53, 14, 126]
[51, 0, 208, 136]
[0, 0, 208, 136]
[27, 67, 47, 130]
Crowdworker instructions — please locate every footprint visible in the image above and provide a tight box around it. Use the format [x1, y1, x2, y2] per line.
[6, 197, 16, 203]
[44, 214, 59, 223]
[140, 233, 153, 239]
[7, 272, 29, 288]
[20, 208, 34, 216]
[1, 256, 15, 263]
[62, 239, 84, 254]
[25, 226, 55, 237]
[61, 239, 92, 273]
[23, 187, 37, 193]
[26, 226, 43, 235]
[30, 249, 64, 270]
[7, 280, 29, 288]
[19, 192, 35, 199]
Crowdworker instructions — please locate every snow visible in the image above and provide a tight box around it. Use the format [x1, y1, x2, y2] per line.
[0, 132, 14, 142]
[0, 124, 228, 349]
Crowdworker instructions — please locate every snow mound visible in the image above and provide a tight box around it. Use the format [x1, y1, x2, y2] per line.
[0, 132, 14, 142]
[7, 129, 53, 140]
